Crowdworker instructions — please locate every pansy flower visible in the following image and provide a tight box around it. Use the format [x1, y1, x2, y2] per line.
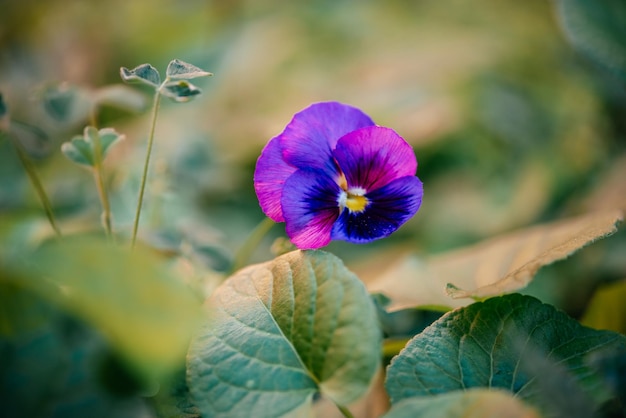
[254, 101, 423, 250]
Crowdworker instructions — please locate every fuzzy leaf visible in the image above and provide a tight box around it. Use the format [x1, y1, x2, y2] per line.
[187, 250, 381, 418]
[61, 126, 124, 167]
[160, 80, 202, 102]
[368, 210, 623, 311]
[120, 63, 161, 87]
[41, 84, 79, 122]
[166, 59, 212, 79]
[385, 294, 626, 417]
[383, 389, 541, 418]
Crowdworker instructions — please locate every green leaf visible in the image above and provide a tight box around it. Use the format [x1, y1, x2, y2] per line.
[383, 389, 541, 418]
[160, 80, 202, 102]
[187, 250, 381, 418]
[0, 92, 9, 132]
[556, 0, 626, 82]
[581, 279, 626, 334]
[166, 59, 213, 79]
[41, 84, 79, 122]
[385, 294, 626, 417]
[92, 84, 148, 113]
[2, 235, 204, 384]
[61, 126, 124, 167]
[120, 63, 161, 87]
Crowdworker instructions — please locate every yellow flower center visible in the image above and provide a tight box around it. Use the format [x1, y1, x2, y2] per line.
[345, 193, 369, 213]
[337, 172, 369, 213]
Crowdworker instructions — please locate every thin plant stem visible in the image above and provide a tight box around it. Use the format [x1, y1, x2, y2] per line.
[93, 167, 112, 237]
[229, 217, 275, 274]
[336, 403, 355, 418]
[7, 133, 61, 237]
[131, 89, 162, 248]
[89, 127, 113, 238]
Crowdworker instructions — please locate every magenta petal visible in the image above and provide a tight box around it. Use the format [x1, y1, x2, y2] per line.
[333, 126, 417, 192]
[331, 176, 423, 243]
[279, 102, 375, 172]
[253, 136, 297, 222]
[281, 169, 341, 249]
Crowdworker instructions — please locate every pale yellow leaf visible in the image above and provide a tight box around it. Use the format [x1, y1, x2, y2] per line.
[367, 210, 623, 311]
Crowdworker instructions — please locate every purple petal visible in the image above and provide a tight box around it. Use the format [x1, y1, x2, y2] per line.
[254, 136, 297, 222]
[279, 102, 375, 172]
[331, 176, 423, 243]
[333, 126, 417, 192]
[281, 169, 342, 249]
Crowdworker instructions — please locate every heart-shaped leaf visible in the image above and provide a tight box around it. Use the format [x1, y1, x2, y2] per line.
[61, 126, 124, 167]
[120, 63, 161, 87]
[166, 59, 213, 80]
[367, 210, 623, 311]
[383, 389, 540, 418]
[160, 80, 202, 102]
[187, 250, 381, 418]
[386, 294, 626, 417]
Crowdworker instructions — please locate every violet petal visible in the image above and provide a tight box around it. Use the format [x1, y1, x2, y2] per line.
[333, 126, 417, 192]
[281, 169, 342, 249]
[279, 102, 375, 173]
[253, 136, 297, 222]
[331, 175, 423, 243]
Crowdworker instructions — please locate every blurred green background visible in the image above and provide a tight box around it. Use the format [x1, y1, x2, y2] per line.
[1, 0, 625, 294]
[2, 1, 626, 417]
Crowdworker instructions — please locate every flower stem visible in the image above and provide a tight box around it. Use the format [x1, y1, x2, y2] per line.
[229, 217, 275, 274]
[7, 133, 61, 237]
[336, 404, 355, 418]
[131, 89, 162, 248]
[89, 127, 113, 238]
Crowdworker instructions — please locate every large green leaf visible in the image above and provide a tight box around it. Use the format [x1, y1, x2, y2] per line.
[386, 294, 626, 417]
[383, 389, 540, 418]
[556, 0, 626, 81]
[2, 236, 203, 384]
[187, 250, 381, 418]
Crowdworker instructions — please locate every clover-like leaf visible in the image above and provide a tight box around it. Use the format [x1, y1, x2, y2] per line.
[160, 80, 202, 102]
[187, 250, 381, 418]
[41, 83, 81, 122]
[367, 210, 623, 311]
[61, 126, 124, 167]
[386, 294, 626, 417]
[120, 63, 161, 87]
[166, 59, 213, 80]
[383, 389, 541, 418]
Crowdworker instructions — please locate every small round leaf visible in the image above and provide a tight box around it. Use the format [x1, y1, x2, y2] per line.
[160, 80, 202, 102]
